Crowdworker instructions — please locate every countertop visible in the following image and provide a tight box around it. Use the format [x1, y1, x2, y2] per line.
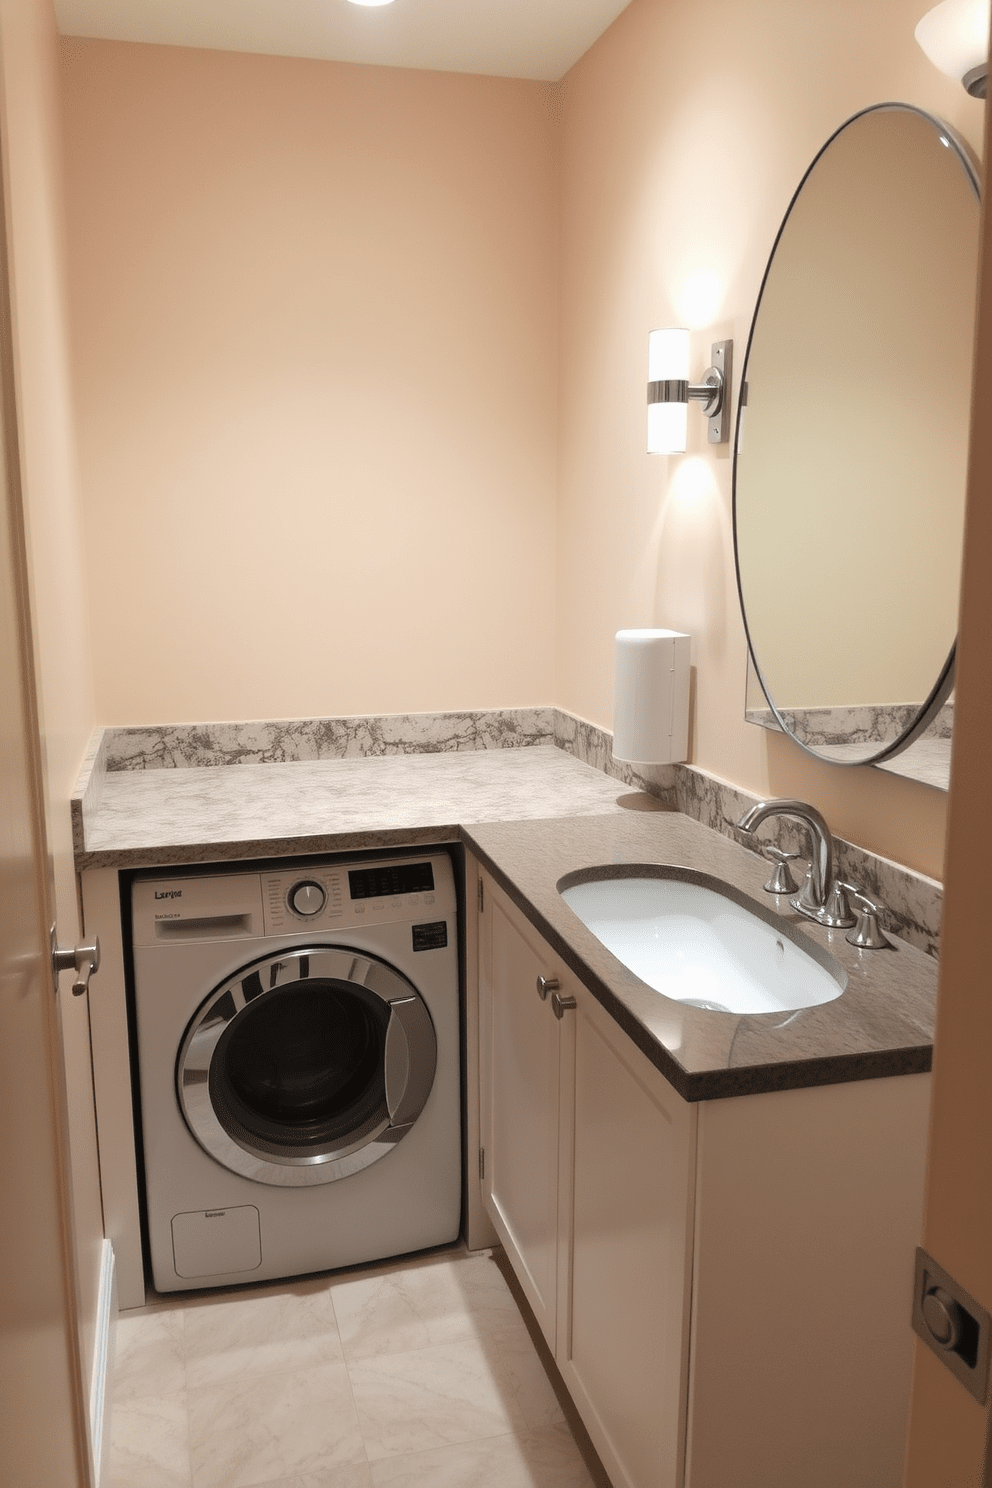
[75, 742, 937, 1101]
[464, 811, 936, 1101]
[75, 745, 628, 871]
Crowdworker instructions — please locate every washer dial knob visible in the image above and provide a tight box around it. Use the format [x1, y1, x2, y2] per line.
[290, 880, 326, 917]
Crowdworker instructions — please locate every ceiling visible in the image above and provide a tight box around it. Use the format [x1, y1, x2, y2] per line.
[52, 0, 635, 81]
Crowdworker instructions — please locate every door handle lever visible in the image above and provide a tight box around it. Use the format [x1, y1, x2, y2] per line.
[51, 930, 101, 997]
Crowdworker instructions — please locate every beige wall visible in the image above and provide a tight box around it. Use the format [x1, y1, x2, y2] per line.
[60, 3, 983, 883]
[0, 0, 101, 1385]
[61, 40, 559, 725]
[556, 0, 982, 879]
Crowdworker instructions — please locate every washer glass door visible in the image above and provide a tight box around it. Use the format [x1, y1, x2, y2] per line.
[177, 947, 437, 1187]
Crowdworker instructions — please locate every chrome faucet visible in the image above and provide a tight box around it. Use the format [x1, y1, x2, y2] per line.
[737, 798, 855, 929]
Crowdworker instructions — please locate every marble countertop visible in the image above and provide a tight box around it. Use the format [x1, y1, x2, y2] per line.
[75, 745, 628, 870]
[75, 740, 936, 1101]
[464, 812, 936, 1101]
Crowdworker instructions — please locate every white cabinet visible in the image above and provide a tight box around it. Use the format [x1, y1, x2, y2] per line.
[474, 863, 929, 1488]
[478, 869, 696, 1488]
[685, 1077, 929, 1488]
[483, 875, 564, 1346]
[562, 976, 697, 1488]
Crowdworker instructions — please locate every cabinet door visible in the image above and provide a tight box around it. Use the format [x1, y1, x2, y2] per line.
[686, 1077, 929, 1488]
[479, 875, 564, 1349]
[558, 984, 696, 1488]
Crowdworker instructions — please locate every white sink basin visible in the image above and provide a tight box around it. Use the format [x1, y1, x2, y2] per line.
[559, 871, 846, 1015]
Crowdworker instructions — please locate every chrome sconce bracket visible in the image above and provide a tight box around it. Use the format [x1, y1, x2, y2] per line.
[700, 338, 732, 443]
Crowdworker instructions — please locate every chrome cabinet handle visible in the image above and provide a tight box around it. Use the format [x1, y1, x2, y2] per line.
[536, 975, 560, 1001]
[552, 991, 577, 1020]
[51, 931, 101, 997]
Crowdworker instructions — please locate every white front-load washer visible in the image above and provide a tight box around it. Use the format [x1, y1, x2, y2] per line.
[130, 849, 461, 1293]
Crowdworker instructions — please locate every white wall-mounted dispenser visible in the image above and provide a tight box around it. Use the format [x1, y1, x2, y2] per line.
[613, 628, 690, 764]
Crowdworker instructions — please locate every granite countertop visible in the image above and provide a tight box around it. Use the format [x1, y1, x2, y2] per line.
[464, 812, 937, 1101]
[75, 740, 937, 1102]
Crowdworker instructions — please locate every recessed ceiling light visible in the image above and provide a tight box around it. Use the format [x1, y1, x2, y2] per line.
[347, 0, 396, 7]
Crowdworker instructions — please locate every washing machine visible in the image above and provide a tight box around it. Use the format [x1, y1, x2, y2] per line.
[130, 849, 461, 1293]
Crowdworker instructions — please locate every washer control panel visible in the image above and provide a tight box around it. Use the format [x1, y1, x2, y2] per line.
[132, 853, 456, 944]
[261, 853, 454, 936]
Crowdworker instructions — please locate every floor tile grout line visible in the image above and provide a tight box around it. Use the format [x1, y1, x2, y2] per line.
[119, 1321, 537, 1398]
[179, 1307, 195, 1488]
[333, 1291, 377, 1482]
[182, 1383, 195, 1488]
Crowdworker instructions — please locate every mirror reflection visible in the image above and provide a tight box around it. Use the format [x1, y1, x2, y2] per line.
[734, 104, 980, 790]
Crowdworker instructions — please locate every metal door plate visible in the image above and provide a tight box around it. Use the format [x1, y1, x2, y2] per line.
[912, 1247, 991, 1404]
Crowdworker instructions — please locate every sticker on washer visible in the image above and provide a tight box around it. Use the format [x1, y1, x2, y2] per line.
[412, 921, 448, 951]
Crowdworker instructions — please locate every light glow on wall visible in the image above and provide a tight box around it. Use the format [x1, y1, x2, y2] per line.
[668, 455, 717, 506]
[673, 271, 724, 330]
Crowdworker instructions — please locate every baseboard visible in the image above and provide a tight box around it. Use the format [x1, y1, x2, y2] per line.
[89, 1241, 117, 1487]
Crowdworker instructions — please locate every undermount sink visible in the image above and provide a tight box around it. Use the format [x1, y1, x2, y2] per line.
[558, 868, 846, 1016]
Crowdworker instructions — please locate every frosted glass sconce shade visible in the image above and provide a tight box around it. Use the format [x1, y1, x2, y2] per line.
[647, 330, 732, 453]
[649, 328, 690, 380]
[647, 330, 690, 453]
[915, 0, 990, 96]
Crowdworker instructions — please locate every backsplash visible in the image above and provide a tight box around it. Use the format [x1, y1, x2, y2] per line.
[560, 714, 942, 958]
[744, 700, 954, 746]
[77, 707, 941, 956]
[101, 709, 557, 769]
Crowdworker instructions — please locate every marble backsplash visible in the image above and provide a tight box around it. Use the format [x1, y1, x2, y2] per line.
[744, 700, 954, 791]
[102, 709, 557, 769]
[559, 714, 942, 958]
[81, 706, 942, 956]
[745, 699, 954, 746]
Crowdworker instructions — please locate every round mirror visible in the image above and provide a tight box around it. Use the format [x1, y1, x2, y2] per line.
[733, 103, 979, 774]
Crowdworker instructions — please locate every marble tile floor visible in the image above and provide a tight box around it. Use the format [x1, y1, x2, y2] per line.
[106, 1246, 606, 1488]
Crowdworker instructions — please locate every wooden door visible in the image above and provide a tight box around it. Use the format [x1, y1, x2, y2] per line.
[0, 101, 91, 1487]
[903, 15, 992, 1485]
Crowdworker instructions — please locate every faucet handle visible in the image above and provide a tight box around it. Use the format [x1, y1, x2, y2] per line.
[838, 884, 891, 950]
[792, 870, 857, 928]
[822, 880, 857, 929]
[757, 844, 802, 896]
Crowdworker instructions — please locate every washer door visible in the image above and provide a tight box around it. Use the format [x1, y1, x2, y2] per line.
[177, 946, 437, 1187]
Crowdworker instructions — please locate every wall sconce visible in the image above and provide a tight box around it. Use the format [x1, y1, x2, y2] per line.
[647, 329, 732, 454]
[915, 0, 989, 97]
